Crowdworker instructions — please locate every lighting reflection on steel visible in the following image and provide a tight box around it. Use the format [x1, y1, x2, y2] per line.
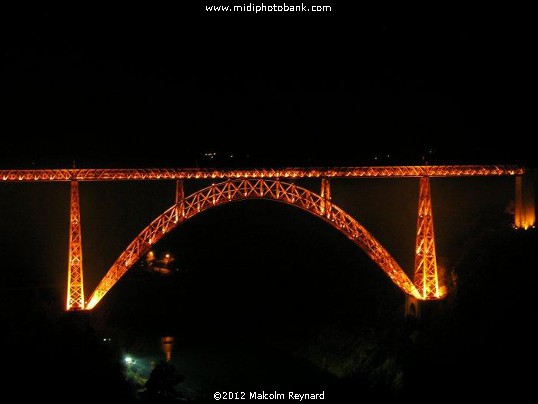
[413, 177, 443, 300]
[66, 181, 84, 310]
[0, 165, 525, 182]
[86, 179, 422, 309]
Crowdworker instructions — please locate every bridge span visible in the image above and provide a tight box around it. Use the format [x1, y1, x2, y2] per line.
[1, 166, 533, 314]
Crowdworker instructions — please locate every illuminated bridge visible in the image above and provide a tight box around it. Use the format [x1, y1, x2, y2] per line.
[1, 166, 534, 314]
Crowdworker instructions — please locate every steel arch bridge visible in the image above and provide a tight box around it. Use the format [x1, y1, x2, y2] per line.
[86, 179, 421, 309]
[1, 165, 534, 314]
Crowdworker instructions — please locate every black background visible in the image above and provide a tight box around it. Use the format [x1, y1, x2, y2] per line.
[2, 5, 534, 167]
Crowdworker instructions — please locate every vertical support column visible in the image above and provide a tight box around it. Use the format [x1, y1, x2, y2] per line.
[321, 178, 332, 217]
[515, 173, 535, 230]
[413, 177, 440, 299]
[66, 181, 85, 310]
[176, 180, 185, 218]
[161, 336, 174, 362]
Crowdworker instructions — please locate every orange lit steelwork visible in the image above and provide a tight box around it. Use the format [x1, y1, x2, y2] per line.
[413, 177, 441, 299]
[0, 165, 529, 312]
[86, 179, 422, 309]
[66, 181, 85, 310]
[175, 179, 185, 219]
[515, 174, 536, 230]
[175, 180, 184, 204]
[162, 336, 174, 362]
[0, 165, 524, 182]
[320, 178, 331, 217]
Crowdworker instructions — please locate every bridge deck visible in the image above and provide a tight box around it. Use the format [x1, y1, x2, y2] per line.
[0, 166, 524, 182]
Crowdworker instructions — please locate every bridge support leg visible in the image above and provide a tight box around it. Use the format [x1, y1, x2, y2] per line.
[515, 173, 535, 230]
[321, 178, 331, 217]
[175, 179, 185, 220]
[176, 179, 185, 218]
[175, 180, 184, 204]
[413, 177, 441, 299]
[404, 295, 420, 318]
[66, 181, 85, 311]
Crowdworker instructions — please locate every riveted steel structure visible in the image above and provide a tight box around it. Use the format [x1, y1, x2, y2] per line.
[66, 181, 85, 310]
[414, 177, 441, 299]
[86, 179, 423, 309]
[0, 165, 532, 311]
[0, 165, 524, 182]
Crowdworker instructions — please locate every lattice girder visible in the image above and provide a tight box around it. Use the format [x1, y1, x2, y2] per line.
[86, 179, 422, 309]
[0, 165, 523, 182]
[66, 181, 85, 310]
[413, 177, 441, 299]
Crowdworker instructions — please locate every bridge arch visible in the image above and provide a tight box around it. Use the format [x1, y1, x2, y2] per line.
[86, 179, 420, 309]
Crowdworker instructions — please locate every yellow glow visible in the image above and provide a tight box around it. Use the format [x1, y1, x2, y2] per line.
[515, 175, 535, 230]
[86, 298, 97, 310]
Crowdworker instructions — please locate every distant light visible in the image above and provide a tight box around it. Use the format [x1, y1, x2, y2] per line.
[124, 356, 133, 365]
[165, 254, 170, 258]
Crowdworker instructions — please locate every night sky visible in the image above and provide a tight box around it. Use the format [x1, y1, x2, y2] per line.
[2, 6, 534, 167]
[2, 5, 536, 402]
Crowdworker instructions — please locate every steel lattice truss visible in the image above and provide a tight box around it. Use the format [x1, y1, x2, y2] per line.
[66, 182, 85, 310]
[0, 165, 523, 182]
[414, 177, 441, 299]
[86, 179, 422, 309]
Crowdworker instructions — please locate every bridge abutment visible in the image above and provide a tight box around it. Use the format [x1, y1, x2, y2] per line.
[515, 173, 535, 230]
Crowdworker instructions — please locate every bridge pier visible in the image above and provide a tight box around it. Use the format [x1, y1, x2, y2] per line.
[321, 178, 331, 217]
[515, 173, 535, 230]
[66, 181, 85, 311]
[413, 177, 441, 299]
[175, 179, 185, 218]
[175, 179, 184, 204]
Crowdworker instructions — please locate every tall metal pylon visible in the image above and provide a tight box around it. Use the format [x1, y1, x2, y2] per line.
[413, 177, 440, 299]
[66, 181, 85, 310]
[321, 178, 331, 217]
